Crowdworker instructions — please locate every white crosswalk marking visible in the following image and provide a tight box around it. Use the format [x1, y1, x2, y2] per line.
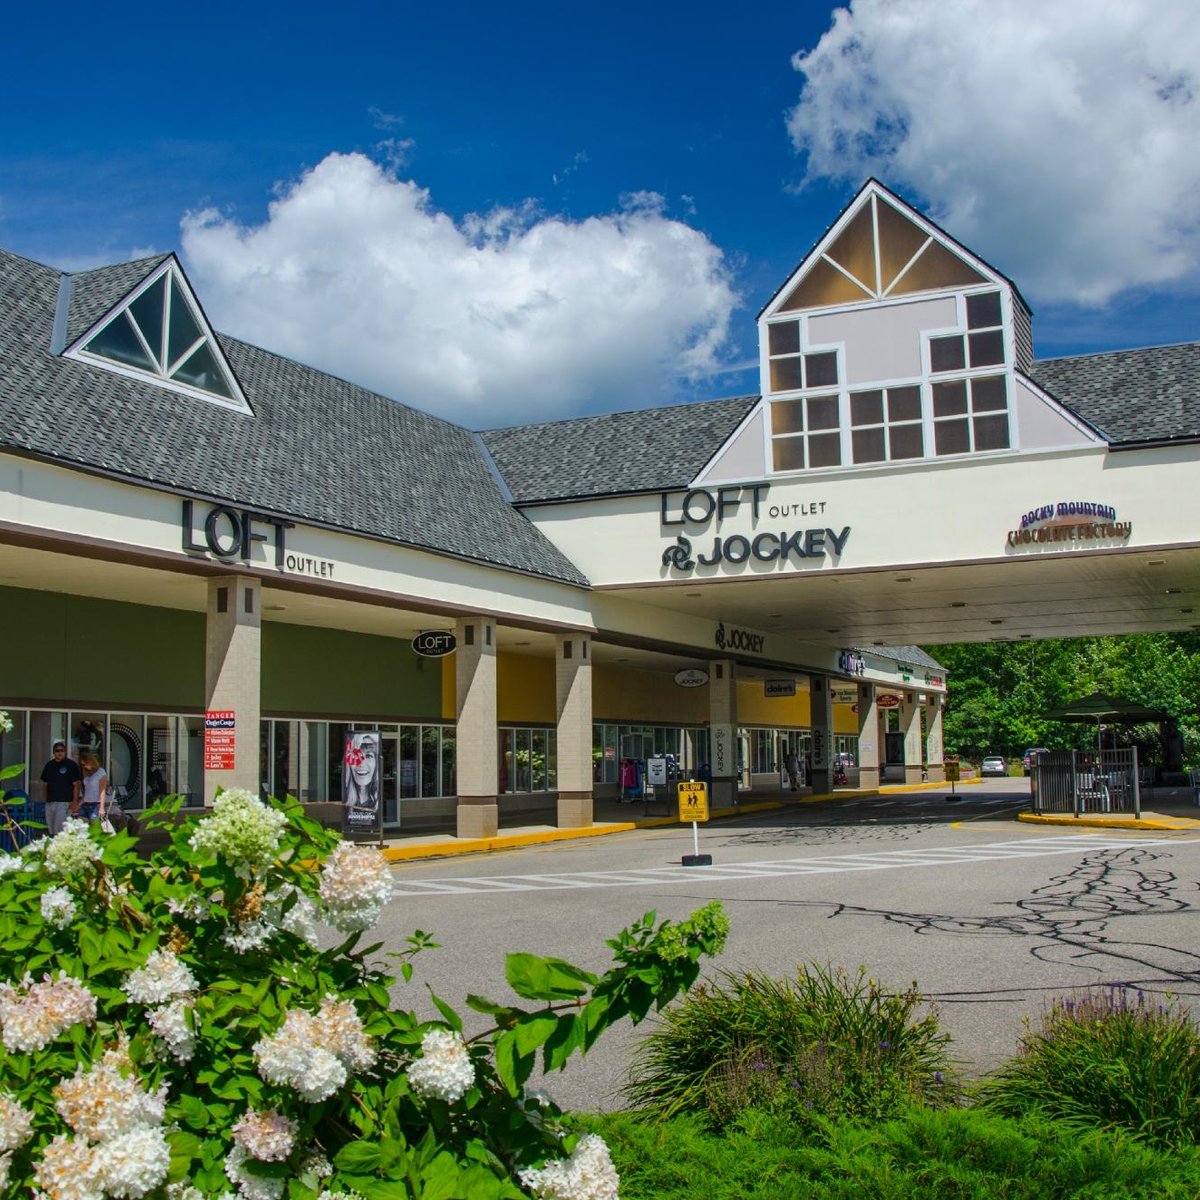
[390, 834, 1196, 897]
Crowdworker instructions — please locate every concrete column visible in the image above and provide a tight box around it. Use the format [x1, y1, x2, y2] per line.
[455, 617, 498, 838]
[900, 691, 924, 784]
[707, 659, 738, 808]
[925, 695, 946, 783]
[204, 576, 262, 806]
[555, 633, 593, 828]
[856, 682, 880, 790]
[810, 676, 833, 792]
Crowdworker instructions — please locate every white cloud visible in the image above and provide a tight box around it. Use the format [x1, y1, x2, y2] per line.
[787, 0, 1200, 304]
[181, 153, 736, 425]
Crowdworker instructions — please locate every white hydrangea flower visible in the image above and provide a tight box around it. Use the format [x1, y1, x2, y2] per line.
[252, 997, 375, 1103]
[0, 854, 23, 877]
[225, 1141, 285, 1200]
[94, 1127, 171, 1199]
[223, 918, 275, 953]
[0, 711, 11, 734]
[318, 842, 393, 932]
[0, 972, 96, 1052]
[124, 948, 197, 1006]
[0, 1151, 10, 1189]
[277, 888, 320, 947]
[147, 998, 196, 1062]
[298, 1150, 332, 1179]
[44, 820, 102, 877]
[232, 1108, 297, 1162]
[54, 1046, 166, 1144]
[166, 1186, 205, 1200]
[41, 885, 77, 929]
[0, 1092, 34, 1151]
[406, 1028, 475, 1103]
[189, 788, 288, 874]
[32, 1133, 104, 1200]
[518, 1134, 620, 1200]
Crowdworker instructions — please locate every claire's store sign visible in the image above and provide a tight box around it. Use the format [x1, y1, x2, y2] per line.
[1007, 501, 1132, 550]
[181, 500, 336, 578]
[659, 483, 850, 573]
[838, 650, 866, 676]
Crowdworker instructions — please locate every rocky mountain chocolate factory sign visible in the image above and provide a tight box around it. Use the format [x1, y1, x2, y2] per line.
[659, 483, 850, 572]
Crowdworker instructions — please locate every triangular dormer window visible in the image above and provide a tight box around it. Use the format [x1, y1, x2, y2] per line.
[65, 259, 250, 412]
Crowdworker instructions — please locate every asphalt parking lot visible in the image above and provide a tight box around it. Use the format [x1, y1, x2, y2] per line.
[376, 778, 1200, 1111]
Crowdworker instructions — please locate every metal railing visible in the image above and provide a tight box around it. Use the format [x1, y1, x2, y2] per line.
[1031, 748, 1141, 818]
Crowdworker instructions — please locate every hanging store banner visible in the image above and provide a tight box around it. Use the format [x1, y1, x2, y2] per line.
[764, 679, 796, 698]
[341, 730, 383, 837]
[674, 669, 710, 687]
[203, 711, 236, 770]
[412, 631, 456, 657]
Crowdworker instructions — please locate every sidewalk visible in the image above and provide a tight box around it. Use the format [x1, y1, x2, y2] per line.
[381, 780, 949, 861]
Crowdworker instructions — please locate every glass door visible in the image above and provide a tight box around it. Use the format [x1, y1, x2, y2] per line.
[380, 732, 399, 828]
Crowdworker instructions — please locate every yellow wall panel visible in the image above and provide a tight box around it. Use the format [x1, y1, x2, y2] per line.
[497, 653, 556, 724]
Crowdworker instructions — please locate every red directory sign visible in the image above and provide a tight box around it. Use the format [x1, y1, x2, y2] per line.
[204, 710, 236, 769]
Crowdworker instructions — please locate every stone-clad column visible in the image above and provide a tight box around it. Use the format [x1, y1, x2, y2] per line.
[555, 633, 593, 828]
[809, 676, 833, 793]
[707, 659, 738, 808]
[204, 576, 262, 806]
[925, 695, 946, 783]
[900, 692, 924, 784]
[856, 682, 880, 790]
[455, 617, 498, 838]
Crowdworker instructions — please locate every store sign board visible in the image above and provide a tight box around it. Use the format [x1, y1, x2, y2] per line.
[1007, 501, 1132, 550]
[877, 694, 902, 709]
[674, 669, 710, 688]
[412, 631, 456, 657]
[764, 679, 796, 697]
[181, 500, 336, 578]
[838, 650, 867, 676]
[203, 710, 236, 770]
[833, 688, 857, 703]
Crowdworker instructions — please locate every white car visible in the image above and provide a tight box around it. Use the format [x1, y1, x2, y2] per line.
[980, 756, 1008, 777]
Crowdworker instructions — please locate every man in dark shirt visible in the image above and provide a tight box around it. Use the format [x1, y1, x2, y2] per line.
[39, 741, 81, 837]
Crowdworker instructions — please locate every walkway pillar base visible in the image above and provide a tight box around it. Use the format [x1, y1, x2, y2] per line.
[857, 766, 881, 790]
[927, 765, 946, 783]
[556, 791, 593, 828]
[456, 798, 498, 839]
[904, 765, 924, 785]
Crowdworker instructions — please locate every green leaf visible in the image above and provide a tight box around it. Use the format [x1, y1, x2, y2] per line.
[514, 1013, 559, 1058]
[427, 989, 463, 1032]
[333, 1142, 384, 1174]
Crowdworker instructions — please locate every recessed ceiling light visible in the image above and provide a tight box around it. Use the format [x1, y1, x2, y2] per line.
[872, 640, 885, 646]
[767, 613, 783, 619]
[827, 628, 841, 634]
[1019, 633, 1032, 639]
[686, 592, 702, 598]
[616, 657, 629, 662]
[513, 640, 530, 646]
[1165, 587, 1181, 595]
[1148, 559, 1166, 566]
[1181, 608, 1194, 615]
[895, 576, 912, 583]
[989, 619, 1004, 625]
[950, 602, 967, 608]
[264, 604, 286, 611]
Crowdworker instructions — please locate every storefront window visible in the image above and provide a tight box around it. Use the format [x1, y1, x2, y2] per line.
[421, 726, 439, 798]
[1, 709, 28, 798]
[109, 715, 145, 808]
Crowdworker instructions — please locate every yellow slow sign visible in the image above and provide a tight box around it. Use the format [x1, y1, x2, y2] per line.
[677, 780, 710, 823]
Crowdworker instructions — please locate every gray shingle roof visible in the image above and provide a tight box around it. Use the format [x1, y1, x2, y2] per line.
[0, 248, 587, 587]
[481, 395, 759, 504]
[63, 254, 172, 347]
[864, 645, 946, 673]
[1029, 342, 1200, 445]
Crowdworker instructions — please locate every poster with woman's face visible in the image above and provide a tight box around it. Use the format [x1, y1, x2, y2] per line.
[342, 731, 381, 834]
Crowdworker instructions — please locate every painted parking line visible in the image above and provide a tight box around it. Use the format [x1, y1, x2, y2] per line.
[390, 834, 1199, 897]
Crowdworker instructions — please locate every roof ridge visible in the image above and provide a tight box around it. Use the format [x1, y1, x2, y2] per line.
[1034, 339, 1200, 366]
[481, 392, 759, 436]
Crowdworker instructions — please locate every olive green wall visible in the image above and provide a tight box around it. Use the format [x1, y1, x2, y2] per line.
[0, 585, 204, 707]
[1, 586, 441, 720]
[261, 623, 441, 719]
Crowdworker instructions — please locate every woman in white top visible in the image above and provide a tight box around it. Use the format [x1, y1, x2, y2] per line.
[77, 752, 108, 823]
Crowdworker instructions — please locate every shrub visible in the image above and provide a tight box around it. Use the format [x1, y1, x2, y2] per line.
[975, 984, 1200, 1150]
[583, 1104, 1200, 1199]
[625, 964, 957, 1124]
[0, 755, 729, 1199]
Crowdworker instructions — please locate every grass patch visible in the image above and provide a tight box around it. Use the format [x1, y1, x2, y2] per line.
[581, 1105, 1200, 1198]
[625, 964, 957, 1124]
[975, 984, 1200, 1149]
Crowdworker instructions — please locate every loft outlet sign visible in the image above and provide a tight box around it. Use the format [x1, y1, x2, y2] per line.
[181, 500, 336, 578]
[659, 483, 851, 573]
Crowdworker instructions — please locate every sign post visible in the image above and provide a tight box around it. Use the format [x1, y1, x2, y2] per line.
[944, 755, 961, 797]
[677, 779, 712, 866]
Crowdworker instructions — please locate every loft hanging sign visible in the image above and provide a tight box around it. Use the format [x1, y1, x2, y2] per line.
[412, 631, 456, 658]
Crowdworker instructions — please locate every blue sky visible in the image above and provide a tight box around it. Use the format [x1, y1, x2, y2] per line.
[3, 0, 1197, 426]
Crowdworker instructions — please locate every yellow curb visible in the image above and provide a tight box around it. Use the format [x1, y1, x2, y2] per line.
[382, 820, 639, 861]
[1017, 811, 1200, 832]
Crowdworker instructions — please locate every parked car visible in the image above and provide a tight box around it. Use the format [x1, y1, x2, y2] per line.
[1022, 747, 1050, 775]
[981, 755, 1008, 777]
